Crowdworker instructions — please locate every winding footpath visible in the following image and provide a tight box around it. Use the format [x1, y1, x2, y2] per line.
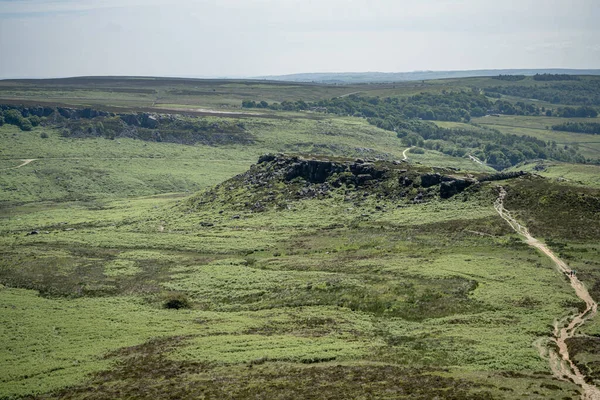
[402, 147, 413, 161]
[0, 159, 36, 171]
[494, 187, 600, 400]
[467, 154, 485, 166]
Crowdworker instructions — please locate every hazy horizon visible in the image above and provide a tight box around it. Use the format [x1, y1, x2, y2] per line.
[1, 0, 598, 79]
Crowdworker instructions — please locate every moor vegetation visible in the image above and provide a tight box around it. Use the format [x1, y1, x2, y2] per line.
[1, 74, 600, 400]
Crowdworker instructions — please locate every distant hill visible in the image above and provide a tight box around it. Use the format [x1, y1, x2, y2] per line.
[256, 69, 600, 84]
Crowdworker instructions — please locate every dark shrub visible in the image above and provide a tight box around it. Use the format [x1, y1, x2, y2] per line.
[163, 293, 191, 310]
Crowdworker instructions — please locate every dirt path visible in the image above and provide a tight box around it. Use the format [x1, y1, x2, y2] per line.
[1, 159, 36, 170]
[402, 147, 413, 161]
[494, 187, 600, 400]
[467, 154, 485, 166]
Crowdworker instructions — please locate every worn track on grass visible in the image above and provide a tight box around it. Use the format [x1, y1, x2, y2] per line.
[402, 146, 413, 161]
[494, 186, 600, 400]
[0, 159, 36, 170]
[467, 154, 485, 166]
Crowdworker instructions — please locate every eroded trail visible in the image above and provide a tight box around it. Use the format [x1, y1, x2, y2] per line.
[467, 154, 485, 166]
[402, 147, 413, 161]
[1, 159, 36, 170]
[494, 187, 600, 400]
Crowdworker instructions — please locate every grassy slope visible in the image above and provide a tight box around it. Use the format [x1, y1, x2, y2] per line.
[1, 76, 599, 399]
[0, 115, 496, 205]
[0, 183, 583, 399]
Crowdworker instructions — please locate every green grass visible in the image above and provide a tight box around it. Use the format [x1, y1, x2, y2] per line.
[1, 76, 599, 399]
[1, 114, 502, 205]
[0, 177, 591, 399]
[508, 161, 600, 188]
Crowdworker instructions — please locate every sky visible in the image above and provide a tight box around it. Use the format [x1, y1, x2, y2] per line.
[0, 0, 598, 79]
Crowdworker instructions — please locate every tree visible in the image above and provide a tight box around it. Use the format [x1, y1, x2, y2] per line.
[3, 109, 22, 125]
[29, 115, 41, 127]
[19, 119, 33, 131]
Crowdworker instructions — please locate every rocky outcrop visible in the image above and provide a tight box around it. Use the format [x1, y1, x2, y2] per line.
[420, 173, 442, 188]
[479, 171, 528, 182]
[56, 107, 110, 119]
[350, 162, 386, 179]
[120, 113, 160, 128]
[141, 114, 159, 129]
[120, 114, 141, 126]
[253, 155, 481, 200]
[20, 106, 54, 117]
[285, 159, 347, 183]
[440, 178, 476, 199]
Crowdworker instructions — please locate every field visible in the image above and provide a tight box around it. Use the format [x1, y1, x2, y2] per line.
[1, 75, 600, 399]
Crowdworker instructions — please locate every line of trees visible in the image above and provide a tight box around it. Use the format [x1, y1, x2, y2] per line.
[243, 91, 547, 122]
[491, 75, 526, 81]
[533, 73, 580, 81]
[393, 120, 586, 169]
[553, 106, 598, 118]
[483, 79, 600, 106]
[552, 122, 600, 135]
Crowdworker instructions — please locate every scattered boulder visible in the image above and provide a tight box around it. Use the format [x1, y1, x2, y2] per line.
[26, 230, 39, 236]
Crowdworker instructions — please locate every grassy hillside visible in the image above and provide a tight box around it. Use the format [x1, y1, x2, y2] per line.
[1, 76, 600, 399]
[0, 168, 588, 399]
[0, 114, 499, 205]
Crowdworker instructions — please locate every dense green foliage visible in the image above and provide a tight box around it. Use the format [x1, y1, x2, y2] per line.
[552, 122, 600, 135]
[240, 92, 593, 168]
[484, 78, 600, 107]
[61, 115, 252, 145]
[392, 120, 585, 169]
[243, 91, 546, 121]
[553, 106, 599, 118]
[0, 109, 37, 131]
[492, 75, 526, 81]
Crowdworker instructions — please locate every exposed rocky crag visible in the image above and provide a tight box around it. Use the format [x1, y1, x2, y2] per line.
[190, 154, 527, 212]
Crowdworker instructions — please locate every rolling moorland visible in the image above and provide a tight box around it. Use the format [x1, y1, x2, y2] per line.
[1, 74, 600, 399]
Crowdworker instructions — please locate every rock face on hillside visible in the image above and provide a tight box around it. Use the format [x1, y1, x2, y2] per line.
[190, 154, 512, 213]
[284, 159, 348, 183]
[254, 155, 394, 189]
[440, 179, 474, 199]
